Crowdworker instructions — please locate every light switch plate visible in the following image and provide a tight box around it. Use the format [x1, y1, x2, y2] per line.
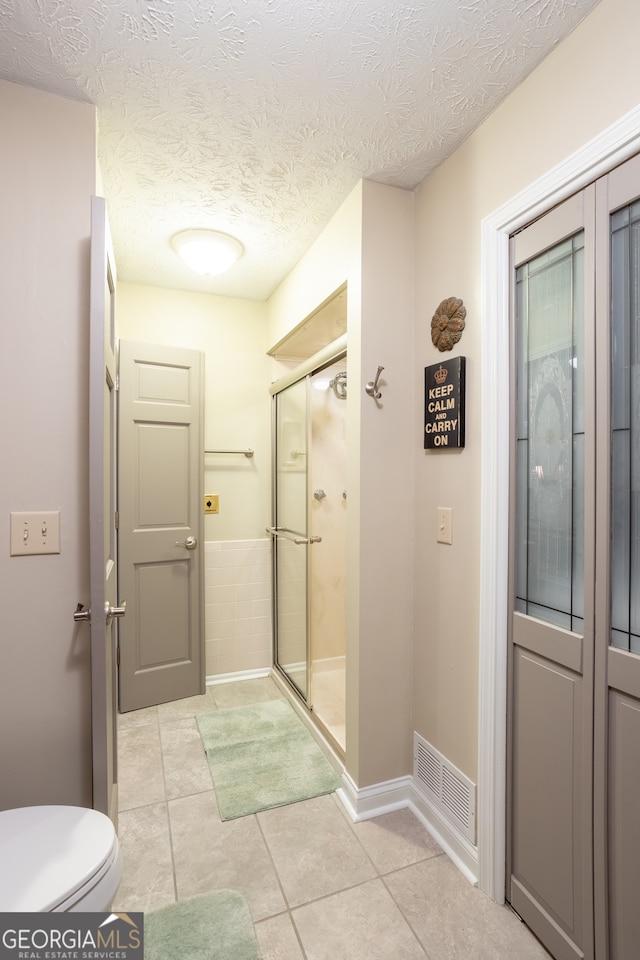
[436, 507, 453, 545]
[10, 511, 60, 556]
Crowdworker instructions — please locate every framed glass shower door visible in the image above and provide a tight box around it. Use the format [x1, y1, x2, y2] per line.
[268, 333, 347, 722]
[271, 376, 312, 700]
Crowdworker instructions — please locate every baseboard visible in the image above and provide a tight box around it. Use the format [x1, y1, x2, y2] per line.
[408, 782, 479, 887]
[336, 770, 479, 888]
[206, 667, 271, 686]
[311, 656, 346, 672]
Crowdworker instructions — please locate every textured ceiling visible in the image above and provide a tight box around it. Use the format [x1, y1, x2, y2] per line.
[0, 0, 601, 301]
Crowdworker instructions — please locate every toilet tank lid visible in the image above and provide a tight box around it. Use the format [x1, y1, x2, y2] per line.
[0, 805, 117, 911]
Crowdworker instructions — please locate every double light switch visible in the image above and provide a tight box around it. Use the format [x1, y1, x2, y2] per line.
[10, 511, 60, 556]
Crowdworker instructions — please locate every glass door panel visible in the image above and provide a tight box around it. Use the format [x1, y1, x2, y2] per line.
[610, 199, 640, 654]
[273, 377, 309, 699]
[515, 233, 585, 631]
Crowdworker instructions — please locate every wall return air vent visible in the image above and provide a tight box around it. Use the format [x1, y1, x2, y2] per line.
[413, 732, 476, 845]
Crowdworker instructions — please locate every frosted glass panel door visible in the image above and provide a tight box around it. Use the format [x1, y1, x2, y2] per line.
[509, 191, 594, 960]
[273, 377, 309, 699]
[600, 157, 640, 960]
[509, 152, 640, 960]
[515, 234, 585, 631]
[610, 198, 640, 654]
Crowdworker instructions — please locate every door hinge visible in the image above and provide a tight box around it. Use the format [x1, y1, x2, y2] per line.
[114, 510, 119, 529]
[115, 373, 120, 391]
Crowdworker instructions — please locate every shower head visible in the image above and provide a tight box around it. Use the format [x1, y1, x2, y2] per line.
[329, 371, 347, 400]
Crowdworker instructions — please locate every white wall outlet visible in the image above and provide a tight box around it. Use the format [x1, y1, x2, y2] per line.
[436, 506, 453, 545]
[10, 511, 61, 556]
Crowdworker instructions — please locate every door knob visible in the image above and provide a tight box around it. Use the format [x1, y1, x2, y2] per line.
[105, 600, 126, 625]
[74, 602, 90, 623]
[175, 536, 197, 550]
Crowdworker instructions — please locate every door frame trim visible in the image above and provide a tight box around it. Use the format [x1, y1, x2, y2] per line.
[478, 103, 640, 902]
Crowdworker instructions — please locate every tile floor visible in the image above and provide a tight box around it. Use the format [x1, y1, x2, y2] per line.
[113, 676, 551, 960]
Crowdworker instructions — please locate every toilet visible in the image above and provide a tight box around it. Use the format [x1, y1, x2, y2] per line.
[0, 805, 122, 912]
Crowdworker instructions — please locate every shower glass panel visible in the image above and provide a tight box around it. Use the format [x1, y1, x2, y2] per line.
[270, 344, 347, 751]
[273, 377, 309, 699]
[309, 360, 347, 750]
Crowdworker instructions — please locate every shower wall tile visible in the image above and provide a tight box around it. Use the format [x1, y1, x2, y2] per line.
[204, 539, 272, 679]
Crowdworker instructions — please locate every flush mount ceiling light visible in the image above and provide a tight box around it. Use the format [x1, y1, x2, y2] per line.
[170, 229, 244, 276]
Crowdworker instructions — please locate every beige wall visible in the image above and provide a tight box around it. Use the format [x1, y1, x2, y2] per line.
[412, 0, 640, 782]
[116, 282, 270, 541]
[267, 180, 415, 787]
[266, 186, 362, 354]
[0, 80, 96, 809]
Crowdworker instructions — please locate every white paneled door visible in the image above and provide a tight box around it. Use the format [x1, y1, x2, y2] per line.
[117, 340, 204, 712]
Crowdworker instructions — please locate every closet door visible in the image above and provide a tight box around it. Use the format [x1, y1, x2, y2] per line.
[509, 190, 595, 960]
[594, 153, 640, 960]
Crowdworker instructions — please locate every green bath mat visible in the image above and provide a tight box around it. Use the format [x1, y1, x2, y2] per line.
[197, 698, 341, 820]
[145, 890, 259, 960]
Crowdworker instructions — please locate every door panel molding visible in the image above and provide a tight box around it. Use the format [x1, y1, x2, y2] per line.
[607, 647, 640, 693]
[608, 693, 640, 959]
[511, 878, 585, 960]
[513, 612, 583, 673]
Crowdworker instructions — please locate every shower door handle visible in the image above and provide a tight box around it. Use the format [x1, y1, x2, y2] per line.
[266, 526, 322, 545]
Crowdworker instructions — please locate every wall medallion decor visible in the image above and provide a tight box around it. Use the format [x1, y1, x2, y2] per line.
[431, 297, 466, 352]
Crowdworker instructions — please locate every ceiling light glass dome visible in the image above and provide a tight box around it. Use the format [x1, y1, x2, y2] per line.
[171, 229, 244, 276]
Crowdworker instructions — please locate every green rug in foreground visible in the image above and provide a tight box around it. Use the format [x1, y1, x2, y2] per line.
[145, 890, 259, 960]
[197, 698, 341, 820]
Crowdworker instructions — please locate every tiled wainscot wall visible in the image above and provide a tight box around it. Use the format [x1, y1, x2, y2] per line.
[204, 539, 272, 680]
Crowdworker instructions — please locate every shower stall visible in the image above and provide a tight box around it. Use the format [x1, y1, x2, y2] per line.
[268, 343, 347, 752]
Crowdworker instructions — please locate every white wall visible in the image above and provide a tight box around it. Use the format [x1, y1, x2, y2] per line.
[412, 0, 640, 783]
[0, 80, 96, 809]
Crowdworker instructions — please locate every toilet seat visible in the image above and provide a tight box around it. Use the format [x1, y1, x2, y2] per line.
[0, 805, 122, 912]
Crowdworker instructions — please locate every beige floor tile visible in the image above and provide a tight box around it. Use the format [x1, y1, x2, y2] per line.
[157, 688, 217, 722]
[112, 802, 175, 914]
[292, 878, 427, 960]
[350, 806, 443, 874]
[118, 704, 158, 731]
[384, 856, 552, 960]
[254, 913, 306, 960]
[169, 790, 286, 921]
[257, 794, 377, 908]
[159, 717, 213, 800]
[211, 676, 280, 708]
[118, 722, 165, 811]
